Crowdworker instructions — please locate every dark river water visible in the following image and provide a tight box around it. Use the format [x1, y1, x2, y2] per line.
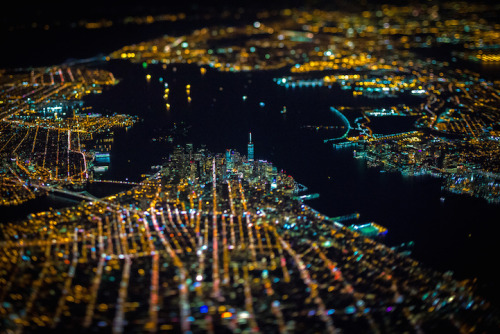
[91, 61, 500, 305]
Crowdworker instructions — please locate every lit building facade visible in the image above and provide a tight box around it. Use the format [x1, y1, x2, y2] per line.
[247, 132, 254, 162]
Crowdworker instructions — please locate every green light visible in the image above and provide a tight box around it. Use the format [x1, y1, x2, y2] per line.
[142, 62, 148, 69]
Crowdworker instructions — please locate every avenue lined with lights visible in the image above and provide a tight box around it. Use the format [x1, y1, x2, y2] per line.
[1, 145, 497, 332]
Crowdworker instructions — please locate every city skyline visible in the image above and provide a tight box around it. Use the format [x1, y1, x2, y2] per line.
[1, 1, 500, 332]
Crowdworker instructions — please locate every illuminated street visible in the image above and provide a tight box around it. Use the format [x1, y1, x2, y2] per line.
[1, 146, 497, 332]
[1, 1, 500, 333]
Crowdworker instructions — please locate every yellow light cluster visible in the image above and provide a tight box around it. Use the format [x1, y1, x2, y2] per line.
[121, 53, 136, 59]
[476, 54, 500, 62]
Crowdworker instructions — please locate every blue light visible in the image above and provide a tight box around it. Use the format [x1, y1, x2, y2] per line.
[345, 306, 356, 314]
[200, 305, 208, 313]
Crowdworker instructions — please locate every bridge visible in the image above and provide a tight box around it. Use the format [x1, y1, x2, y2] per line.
[368, 130, 420, 142]
[44, 178, 154, 202]
[324, 107, 352, 143]
[89, 179, 147, 186]
[32, 182, 108, 204]
[30, 169, 163, 208]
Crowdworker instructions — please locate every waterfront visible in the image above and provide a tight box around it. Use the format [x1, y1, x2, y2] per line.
[4, 143, 496, 332]
[0, 183, 133, 223]
[1, 54, 500, 307]
[83, 60, 500, 304]
[2, 57, 499, 304]
[2, 3, 500, 331]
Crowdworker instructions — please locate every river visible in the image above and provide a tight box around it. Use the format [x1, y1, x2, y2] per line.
[1, 25, 500, 306]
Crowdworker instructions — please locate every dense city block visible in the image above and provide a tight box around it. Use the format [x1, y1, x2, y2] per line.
[1, 146, 498, 332]
[1, 1, 500, 333]
[0, 67, 138, 205]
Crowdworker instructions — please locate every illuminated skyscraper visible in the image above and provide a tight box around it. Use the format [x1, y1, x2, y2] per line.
[186, 143, 193, 159]
[248, 132, 254, 162]
[226, 149, 233, 171]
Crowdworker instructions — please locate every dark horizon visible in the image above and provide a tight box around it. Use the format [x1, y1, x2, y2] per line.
[4, 0, 497, 26]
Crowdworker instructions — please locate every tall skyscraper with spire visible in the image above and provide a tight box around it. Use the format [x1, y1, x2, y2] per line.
[226, 149, 233, 171]
[247, 132, 254, 162]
